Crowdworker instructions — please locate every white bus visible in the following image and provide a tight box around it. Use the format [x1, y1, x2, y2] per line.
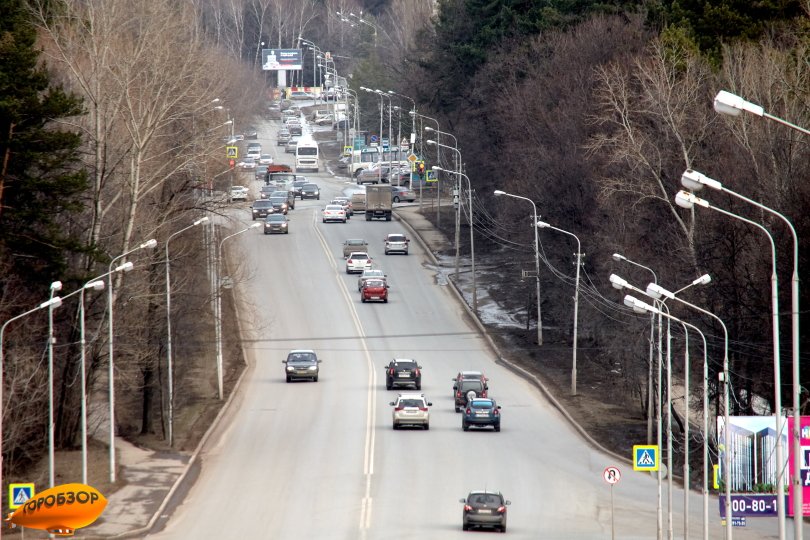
[295, 137, 319, 173]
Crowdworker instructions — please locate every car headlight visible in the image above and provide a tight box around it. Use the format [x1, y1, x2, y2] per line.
[282, 203, 288, 210]
[286, 366, 294, 372]
[281, 223, 287, 227]
[307, 366, 317, 371]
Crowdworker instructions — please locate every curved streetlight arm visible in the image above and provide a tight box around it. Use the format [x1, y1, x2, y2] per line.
[714, 90, 810, 136]
[612, 253, 658, 284]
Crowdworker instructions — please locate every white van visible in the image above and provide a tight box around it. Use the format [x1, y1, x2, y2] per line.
[295, 137, 319, 173]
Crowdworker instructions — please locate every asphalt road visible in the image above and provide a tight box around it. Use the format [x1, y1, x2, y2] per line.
[147, 112, 794, 539]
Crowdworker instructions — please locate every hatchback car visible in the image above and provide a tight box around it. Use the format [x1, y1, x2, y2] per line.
[258, 154, 274, 165]
[237, 157, 256, 170]
[285, 137, 300, 153]
[453, 371, 488, 397]
[277, 129, 291, 146]
[332, 197, 353, 216]
[300, 183, 320, 200]
[385, 359, 421, 390]
[454, 379, 488, 412]
[282, 349, 321, 382]
[270, 190, 295, 210]
[360, 279, 388, 303]
[267, 196, 289, 215]
[230, 185, 248, 201]
[390, 393, 432, 430]
[292, 179, 308, 199]
[384, 233, 409, 255]
[461, 398, 501, 431]
[264, 214, 289, 234]
[357, 268, 386, 291]
[345, 252, 372, 274]
[391, 186, 415, 203]
[343, 238, 368, 258]
[460, 491, 510, 532]
[322, 204, 347, 223]
[286, 121, 303, 136]
[259, 185, 276, 200]
[250, 200, 274, 220]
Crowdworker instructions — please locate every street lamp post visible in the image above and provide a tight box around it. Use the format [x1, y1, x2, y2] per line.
[536, 221, 581, 395]
[624, 294, 711, 540]
[613, 253, 658, 445]
[434, 166, 477, 313]
[389, 90, 416, 157]
[427, 139, 462, 278]
[645, 280, 732, 540]
[360, 87, 384, 183]
[493, 190, 543, 345]
[165, 217, 209, 447]
[676, 186, 787, 538]
[47, 280, 62, 489]
[79, 279, 106, 485]
[1, 294, 64, 539]
[713, 92, 805, 536]
[215, 223, 261, 399]
[409, 110, 441, 216]
[107, 238, 157, 483]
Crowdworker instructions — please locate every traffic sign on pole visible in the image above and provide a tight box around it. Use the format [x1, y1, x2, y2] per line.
[9, 483, 35, 509]
[632, 445, 659, 471]
[226, 146, 238, 159]
[603, 466, 621, 484]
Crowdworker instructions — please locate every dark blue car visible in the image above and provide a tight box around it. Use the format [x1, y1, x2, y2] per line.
[461, 398, 501, 432]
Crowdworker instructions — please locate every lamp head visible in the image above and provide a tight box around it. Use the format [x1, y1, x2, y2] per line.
[624, 295, 653, 314]
[611, 253, 626, 262]
[212, 98, 221, 103]
[86, 280, 105, 291]
[609, 274, 627, 291]
[675, 190, 711, 210]
[645, 282, 673, 300]
[116, 262, 134, 273]
[424, 126, 434, 132]
[493, 190, 505, 196]
[714, 90, 764, 118]
[536, 220, 550, 229]
[693, 274, 711, 286]
[408, 110, 416, 116]
[426, 140, 436, 146]
[194, 216, 210, 226]
[141, 239, 158, 249]
[681, 169, 722, 191]
[50, 280, 63, 292]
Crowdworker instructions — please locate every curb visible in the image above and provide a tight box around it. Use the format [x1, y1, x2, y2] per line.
[394, 208, 631, 468]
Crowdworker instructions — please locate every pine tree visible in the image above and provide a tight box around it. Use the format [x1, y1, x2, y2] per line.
[0, 0, 90, 281]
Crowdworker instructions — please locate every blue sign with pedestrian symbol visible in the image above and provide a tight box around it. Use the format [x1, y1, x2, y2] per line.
[9, 483, 35, 509]
[632, 445, 659, 471]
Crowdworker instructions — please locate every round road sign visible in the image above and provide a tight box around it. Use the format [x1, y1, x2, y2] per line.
[603, 466, 621, 485]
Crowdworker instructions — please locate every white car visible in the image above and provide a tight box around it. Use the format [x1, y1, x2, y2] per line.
[345, 252, 373, 274]
[230, 185, 249, 201]
[358, 268, 386, 291]
[322, 204, 347, 223]
[390, 393, 432, 430]
[237, 157, 256, 170]
[384, 233, 410, 255]
[258, 154, 274, 165]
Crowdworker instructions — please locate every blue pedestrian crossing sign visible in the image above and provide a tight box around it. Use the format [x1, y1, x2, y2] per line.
[632, 445, 659, 471]
[9, 483, 35, 509]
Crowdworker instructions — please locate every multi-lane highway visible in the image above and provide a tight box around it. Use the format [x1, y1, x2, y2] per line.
[147, 112, 792, 539]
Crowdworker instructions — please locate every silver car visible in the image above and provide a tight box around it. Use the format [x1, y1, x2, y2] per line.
[282, 349, 321, 382]
[357, 268, 386, 291]
[390, 393, 432, 430]
[384, 233, 409, 255]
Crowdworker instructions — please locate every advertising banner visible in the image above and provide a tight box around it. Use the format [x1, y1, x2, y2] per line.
[787, 416, 810, 516]
[717, 416, 787, 495]
[261, 49, 302, 71]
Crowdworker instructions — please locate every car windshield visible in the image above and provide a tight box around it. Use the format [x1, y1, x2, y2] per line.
[288, 352, 316, 363]
[293, 180, 307, 187]
[388, 235, 406, 242]
[260, 186, 274, 192]
[266, 215, 285, 222]
[365, 280, 385, 288]
[303, 184, 318, 190]
[350, 253, 369, 260]
[325, 205, 343, 211]
[271, 191, 288, 197]
[254, 201, 272, 207]
[460, 380, 484, 392]
[394, 361, 417, 370]
[347, 239, 365, 245]
[399, 399, 424, 408]
[363, 271, 384, 278]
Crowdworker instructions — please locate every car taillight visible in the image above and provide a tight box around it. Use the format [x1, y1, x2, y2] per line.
[389, 368, 395, 375]
[348, 259, 353, 263]
[394, 406, 404, 411]
[419, 407, 428, 411]
[456, 391, 461, 397]
[494, 408, 499, 416]
[482, 390, 488, 397]
[414, 368, 420, 376]
[497, 506, 506, 513]
[465, 408, 471, 415]
[464, 505, 472, 512]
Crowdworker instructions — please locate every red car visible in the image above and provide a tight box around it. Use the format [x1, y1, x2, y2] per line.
[361, 279, 389, 303]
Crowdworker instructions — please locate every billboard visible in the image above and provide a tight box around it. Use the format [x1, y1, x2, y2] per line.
[261, 49, 302, 71]
[787, 416, 810, 516]
[717, 415, 787, 493]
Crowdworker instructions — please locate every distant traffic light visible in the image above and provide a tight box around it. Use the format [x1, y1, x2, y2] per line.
[416, 161, 425, 176]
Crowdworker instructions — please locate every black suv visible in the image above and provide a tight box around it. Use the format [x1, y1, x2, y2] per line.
[385, 359, 421, 390]
[454, 379, 488, 412]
